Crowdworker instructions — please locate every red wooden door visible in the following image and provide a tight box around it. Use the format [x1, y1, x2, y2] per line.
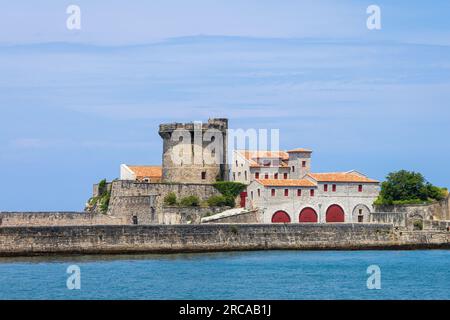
[272, 211, 291, 223]
[326, 204, 345, 222]
[240, 192, 247, 208]
[299, 207, 318, 223]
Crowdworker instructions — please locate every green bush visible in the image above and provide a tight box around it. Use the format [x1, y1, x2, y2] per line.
[99, 192, 110, 214]
[213, 181, 246, 198]
[207, 195, 235, 207]
[87, 179, 111, 214]
[163, 192, 178, 206]
[179, 195, 200, 207]
[98, 179, 107, 196]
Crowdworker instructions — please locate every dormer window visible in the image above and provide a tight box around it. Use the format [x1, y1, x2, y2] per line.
[274, 173, 279, 179]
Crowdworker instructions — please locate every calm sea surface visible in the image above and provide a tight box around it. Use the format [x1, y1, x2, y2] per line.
[0, 250, 449, 300]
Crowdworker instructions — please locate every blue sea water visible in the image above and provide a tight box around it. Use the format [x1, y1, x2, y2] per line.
[0, 250, 449, 300]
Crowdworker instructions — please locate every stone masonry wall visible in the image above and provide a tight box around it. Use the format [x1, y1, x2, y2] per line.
[0, 223, 449, 257]
[372, 196, 450, 230]
[203, 210, 260, 224]
[0, 212, 125, 227]
[160, 206, 227, 225]
[107, 180, 222, 224]
[374, 197, 450, 221]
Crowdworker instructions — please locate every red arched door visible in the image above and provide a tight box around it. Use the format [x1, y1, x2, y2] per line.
[326, 205, 345, 222]
[299, 207, 318, 223]
[272, 211, 291, 223]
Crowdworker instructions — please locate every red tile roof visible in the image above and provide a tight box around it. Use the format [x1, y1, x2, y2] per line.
[128, 166, 162, 179]
[239, 150, 289, 161]
[255, 179, 317, 187]
[307, 172, 378, 183]
[287, 148, 313, 153]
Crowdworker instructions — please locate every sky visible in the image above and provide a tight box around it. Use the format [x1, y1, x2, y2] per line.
[1, 1, 450, 211]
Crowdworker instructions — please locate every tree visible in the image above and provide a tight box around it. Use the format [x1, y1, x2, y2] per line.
[375, 170, 447, 205]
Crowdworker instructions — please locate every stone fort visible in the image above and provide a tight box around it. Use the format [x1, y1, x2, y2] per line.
[0, 117, 449, 232]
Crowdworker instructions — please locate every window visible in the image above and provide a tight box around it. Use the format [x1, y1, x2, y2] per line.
[132, 216, 138, 225]
[359, 209, 363, 215]
[263, 160, 271, 167]
[271, 189, 276, 197]
[265, 173, 269, 179]
[251, 191, 254, 199]
[255, 172, 260, 179]
[284, 189, 289, 197]
[324, 184, 328, 192]
[235, 160, 238, 167]
[302, 161, 307, 168]
[332, 184, 337, 192]
[292, 166, 295, 172]
[358, 215, 364, 223]
[201, 172, 206, 180]
[310, 189, 315, 197]
[274, 173, 279, 179]
[297, 189, 302, 196]
[283, 173, 288, 179]
[257, 189, 261, 197]
[233, 172, 236, 180]
[244, 171, 247, 180]
[358, 185, 363, 192]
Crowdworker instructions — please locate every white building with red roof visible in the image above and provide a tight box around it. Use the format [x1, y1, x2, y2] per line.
[232, 149, 380, 224]
[120, 164, 162, 183]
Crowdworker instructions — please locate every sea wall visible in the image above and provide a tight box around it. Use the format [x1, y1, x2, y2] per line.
[0, 223, 449, 257]
[0, 212, 125, 227]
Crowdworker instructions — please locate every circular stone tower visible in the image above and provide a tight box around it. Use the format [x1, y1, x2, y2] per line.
[158, 118, 228, 184]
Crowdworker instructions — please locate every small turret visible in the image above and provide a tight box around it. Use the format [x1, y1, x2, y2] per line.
[287, 148, 312, 179]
